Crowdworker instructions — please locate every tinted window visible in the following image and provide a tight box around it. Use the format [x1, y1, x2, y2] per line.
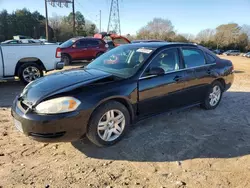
[206, 53, 216, 63]
[146, 48, 180, 74]
[182, 48, 205, 68]
[88, 40, 99, 46]
[60, 39, 75, 48]
[76, 40, 99, 48]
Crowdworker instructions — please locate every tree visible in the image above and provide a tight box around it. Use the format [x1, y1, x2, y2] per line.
[173, 34, 188, 42]
[137, 18, 175, 40]
[0, 10, 9, 41]
[241, 24, 250, 39]
[196, 29, 215, 43]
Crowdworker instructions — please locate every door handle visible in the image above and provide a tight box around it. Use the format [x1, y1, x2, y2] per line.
[173, 75, 182, 82]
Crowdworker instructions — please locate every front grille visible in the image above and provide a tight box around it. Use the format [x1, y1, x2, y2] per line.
[20, 101, 29, 110]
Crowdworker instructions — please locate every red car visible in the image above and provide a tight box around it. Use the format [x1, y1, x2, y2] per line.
[57, 33, 130, 65]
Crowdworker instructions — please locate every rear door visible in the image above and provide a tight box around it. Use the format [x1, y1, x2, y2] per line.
[180, 47, 215, 103]
[138, 48, 186, 116]
[86, 40, 103, 58]
[72, 39, 89, 60]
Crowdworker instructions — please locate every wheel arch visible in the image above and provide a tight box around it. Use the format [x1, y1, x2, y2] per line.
[15, 57, 45, 76]
[90, 96, 136, 125]
[213, 78, 226, 91]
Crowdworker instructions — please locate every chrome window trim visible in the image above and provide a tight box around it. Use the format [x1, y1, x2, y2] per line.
[139, 63, 216, 80]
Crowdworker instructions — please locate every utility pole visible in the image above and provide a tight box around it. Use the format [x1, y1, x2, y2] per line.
[44, 0, 49, 41]
[99, 10, 102, 32]
[72, 0, 75, 36]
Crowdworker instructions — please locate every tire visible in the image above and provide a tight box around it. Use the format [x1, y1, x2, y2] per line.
[96, 52, 104, 58]
[87, 101, 130, 147]
[18, 63, 44, 85]
[62, 55, 71, 65]
[201, 81, 223, 110]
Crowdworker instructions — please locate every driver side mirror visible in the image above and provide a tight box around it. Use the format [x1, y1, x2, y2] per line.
[149, 67, 165, 76]
[72, 44, 76, 48]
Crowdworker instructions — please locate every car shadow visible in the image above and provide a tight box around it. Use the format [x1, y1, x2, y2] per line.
[234, 70, 245, 74]
[72, 91, 250, 162]
[0, 81, 24, 107]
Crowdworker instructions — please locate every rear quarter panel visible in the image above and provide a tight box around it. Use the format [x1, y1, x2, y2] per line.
[1, 44, 60, 76]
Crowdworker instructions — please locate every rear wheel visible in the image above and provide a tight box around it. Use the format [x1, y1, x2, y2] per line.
[86, 101, 130, 147]
[201, 81, 223, 110]
[62, 55, 71, 65]
[18, 63, 43, 85]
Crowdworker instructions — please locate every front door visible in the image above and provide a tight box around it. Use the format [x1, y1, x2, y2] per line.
[138, 48, 186, 117]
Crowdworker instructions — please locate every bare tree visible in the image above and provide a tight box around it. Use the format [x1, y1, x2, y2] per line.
[49, 13, 63, 41]
[241, 24, 250, 39]
[196, 29, 215, 43]
[137, 18, 175, 40]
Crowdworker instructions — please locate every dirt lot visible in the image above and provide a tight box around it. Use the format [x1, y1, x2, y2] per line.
[1, 56, 250, 188]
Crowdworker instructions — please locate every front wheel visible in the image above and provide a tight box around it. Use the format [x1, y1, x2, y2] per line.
[86, 101, 130, 147]
[18, 63, 44, 85]
[201, 81, 223, 110]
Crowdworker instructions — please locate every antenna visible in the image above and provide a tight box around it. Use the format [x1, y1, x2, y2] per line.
[107, 0, 121, 35]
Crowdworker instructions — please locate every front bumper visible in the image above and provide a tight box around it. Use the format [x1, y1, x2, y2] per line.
[11, 97, 91, 142]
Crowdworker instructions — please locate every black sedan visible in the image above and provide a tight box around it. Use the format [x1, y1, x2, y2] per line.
[12, 42, 234, 146]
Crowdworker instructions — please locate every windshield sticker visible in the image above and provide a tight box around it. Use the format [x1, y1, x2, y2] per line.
[136, 48, 153, 54]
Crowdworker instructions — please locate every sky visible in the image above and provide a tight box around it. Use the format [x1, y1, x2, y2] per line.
[0, 0, 250, 35]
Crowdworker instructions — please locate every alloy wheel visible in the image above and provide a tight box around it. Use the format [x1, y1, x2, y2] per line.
[97, 109, 125, 142]
[209, 85, 221, 106]
[22, 66, 41, 83]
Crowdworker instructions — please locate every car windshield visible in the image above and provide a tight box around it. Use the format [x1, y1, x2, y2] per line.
[60, 39, 75, 48]
[86, 45, 155, 78]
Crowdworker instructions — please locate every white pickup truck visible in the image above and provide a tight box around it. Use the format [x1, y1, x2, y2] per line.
[0, 43, 64, 84]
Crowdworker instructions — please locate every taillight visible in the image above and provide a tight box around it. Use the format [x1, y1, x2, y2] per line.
[56, 47, 61, 58]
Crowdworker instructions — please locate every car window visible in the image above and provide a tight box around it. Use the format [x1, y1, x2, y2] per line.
[182, 48, 206, 68]
[76, 40, 99, 48]
[88, 40, 99, 46]
[144, 48, 180, 76]
[206, 53, 216, 63]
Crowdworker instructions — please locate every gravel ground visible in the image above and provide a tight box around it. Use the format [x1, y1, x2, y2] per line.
[0, 56, 250, 188]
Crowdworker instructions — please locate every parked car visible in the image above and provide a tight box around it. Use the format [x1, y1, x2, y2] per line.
[1, 39, 44, 44]
[58, 33, 130, 65]
[12, 42, 234, 146]
[246, 52, 250, 58]
[223, 50, 240, 56]
[0, 43, 63, 84]
[1, 40, 22, 44]
[213, 49, 223, 55]
[242, 52, 250, 57]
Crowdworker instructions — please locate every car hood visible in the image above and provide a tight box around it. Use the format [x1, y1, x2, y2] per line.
[19, 68, 112, 106]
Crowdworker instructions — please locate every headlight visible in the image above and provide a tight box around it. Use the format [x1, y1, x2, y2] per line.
[35, 97, 81, 114]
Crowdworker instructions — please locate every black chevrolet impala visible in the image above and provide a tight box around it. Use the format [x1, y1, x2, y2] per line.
[12, 42, 234, 146]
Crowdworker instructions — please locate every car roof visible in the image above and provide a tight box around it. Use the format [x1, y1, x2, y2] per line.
[126, 42, 197, 48]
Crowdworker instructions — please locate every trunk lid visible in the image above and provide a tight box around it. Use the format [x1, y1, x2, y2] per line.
[94, 32, 131, 47]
